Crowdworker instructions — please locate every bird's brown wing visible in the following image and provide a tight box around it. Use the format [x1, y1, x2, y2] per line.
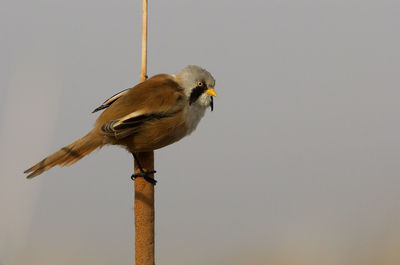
[96, 74, 185, 139]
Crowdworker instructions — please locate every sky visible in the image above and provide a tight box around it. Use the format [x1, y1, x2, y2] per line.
[1, 0, 400, 264]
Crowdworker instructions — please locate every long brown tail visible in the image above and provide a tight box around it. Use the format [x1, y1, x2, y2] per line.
[24, 131, 104, 179]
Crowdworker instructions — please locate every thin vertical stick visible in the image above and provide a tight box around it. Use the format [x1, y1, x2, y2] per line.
[139, 0, 148, 83]
[134, 0, 155, 265]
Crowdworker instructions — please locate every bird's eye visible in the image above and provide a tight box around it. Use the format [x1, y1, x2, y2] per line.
[197, 81, 204, 87]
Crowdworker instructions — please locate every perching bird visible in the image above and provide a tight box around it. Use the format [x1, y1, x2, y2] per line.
[24, 65, 217, 183]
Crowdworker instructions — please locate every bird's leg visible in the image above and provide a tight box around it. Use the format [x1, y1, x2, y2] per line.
[130, 152, 157, 185]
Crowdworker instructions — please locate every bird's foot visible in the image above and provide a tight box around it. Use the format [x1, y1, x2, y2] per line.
[131, 170, 157, 185]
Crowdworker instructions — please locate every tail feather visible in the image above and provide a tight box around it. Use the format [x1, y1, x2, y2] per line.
[25, 132, 103, 178]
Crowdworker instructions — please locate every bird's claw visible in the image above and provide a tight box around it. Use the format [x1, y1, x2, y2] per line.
[131, 170, 157, 185]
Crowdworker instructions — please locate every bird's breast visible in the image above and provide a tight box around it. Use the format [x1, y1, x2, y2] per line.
[184, 104, 206, 135]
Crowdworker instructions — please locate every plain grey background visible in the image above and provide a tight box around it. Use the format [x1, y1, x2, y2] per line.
[1, 0, 400, 264]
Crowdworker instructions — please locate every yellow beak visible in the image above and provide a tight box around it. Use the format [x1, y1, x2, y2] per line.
[205, 88, 217, 97]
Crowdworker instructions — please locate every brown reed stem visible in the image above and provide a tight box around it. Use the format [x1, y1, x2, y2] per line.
[134, 0, 155, 264]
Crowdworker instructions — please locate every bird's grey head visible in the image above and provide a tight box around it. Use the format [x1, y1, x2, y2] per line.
[176, 65, 217, 111]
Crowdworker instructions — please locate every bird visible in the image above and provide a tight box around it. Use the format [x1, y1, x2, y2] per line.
[24, 65, 217, 184]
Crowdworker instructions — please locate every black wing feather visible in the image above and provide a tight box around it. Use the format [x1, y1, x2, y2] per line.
[92, 88, 130, 113]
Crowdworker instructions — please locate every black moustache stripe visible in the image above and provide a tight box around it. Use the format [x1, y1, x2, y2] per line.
[189, 85, 207, 105]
